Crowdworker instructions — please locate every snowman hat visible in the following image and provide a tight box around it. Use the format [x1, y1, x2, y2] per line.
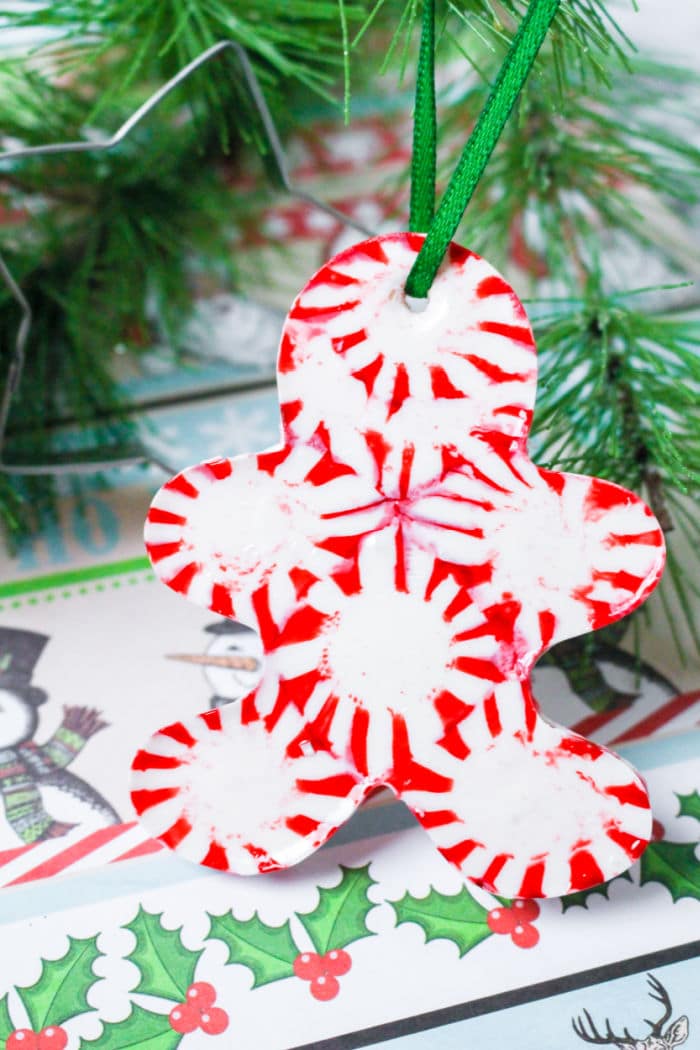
[0, 627, 48, 706]
[205, 620, 257, 637]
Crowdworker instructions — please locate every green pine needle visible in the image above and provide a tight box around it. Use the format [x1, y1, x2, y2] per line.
[356, 0, 637, 83]
[4, 0, 367, 115]
[439, 56, 700, 278]
[531, 278, 700, 656]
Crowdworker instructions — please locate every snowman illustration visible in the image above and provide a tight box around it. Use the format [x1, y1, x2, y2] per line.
[0, 627, 119, 844]
[167, 620, 263, 709]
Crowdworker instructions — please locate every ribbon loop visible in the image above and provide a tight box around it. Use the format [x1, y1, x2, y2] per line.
[405, 0, 561, 299]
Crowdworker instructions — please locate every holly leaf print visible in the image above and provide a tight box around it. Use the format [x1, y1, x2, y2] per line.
[207, 912, 298, 988]
[82, 1004, 181, 1050]
[560, 871, 633, 912]
[125, 907, 203, 1000]
[297, 864, 378, 955]
[390, 885, 492, 957]
[640, 840, 700, 902]
[18, 936, 101, 1030]
[0, 994, 13, 1045]
[676, 790, 700, 824]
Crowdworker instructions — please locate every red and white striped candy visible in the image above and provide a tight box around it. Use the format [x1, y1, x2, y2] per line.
[133, 233, 665, 897]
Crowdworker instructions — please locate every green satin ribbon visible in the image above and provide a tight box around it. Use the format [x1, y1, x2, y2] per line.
[405, 0, 561, 299]
[409, 0, 436, 232]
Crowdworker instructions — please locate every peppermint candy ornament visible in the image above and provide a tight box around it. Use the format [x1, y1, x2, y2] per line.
[133, 233, 665, 898]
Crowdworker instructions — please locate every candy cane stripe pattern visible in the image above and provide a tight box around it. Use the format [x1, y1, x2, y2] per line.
[134, 233, 665, 897]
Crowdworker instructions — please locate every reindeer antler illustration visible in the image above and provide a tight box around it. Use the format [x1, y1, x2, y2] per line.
[644, 974, 673, 1037]
[572, 974, 689, 1049]
[571, 1008, 636, 1047]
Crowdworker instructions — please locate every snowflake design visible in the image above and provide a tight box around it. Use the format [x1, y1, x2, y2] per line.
[198, 403, 279, 458]
[142, 419, 191, 466]
[133, 233, 665, 898]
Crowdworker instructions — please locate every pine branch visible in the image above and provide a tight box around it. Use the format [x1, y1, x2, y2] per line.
[530, 278, 700, 654]
[1, 0, 369, 124]
[0, 0, 398, 544]
[438, 57, 700, 279]
[0, 63, 258, 540]
[356, 0, 637, 84]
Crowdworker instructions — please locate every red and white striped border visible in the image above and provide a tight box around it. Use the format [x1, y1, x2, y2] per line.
[0, 822, 162, 888]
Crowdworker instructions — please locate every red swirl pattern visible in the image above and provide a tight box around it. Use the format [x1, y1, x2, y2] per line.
[132, 233, 664, 897]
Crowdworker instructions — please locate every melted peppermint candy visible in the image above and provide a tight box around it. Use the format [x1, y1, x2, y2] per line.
[133, 232, 665, 898]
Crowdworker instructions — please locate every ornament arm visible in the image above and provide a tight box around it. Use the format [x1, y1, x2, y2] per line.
[528, 468, 666, 650]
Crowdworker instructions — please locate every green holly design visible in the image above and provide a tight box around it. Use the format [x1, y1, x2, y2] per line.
[208, 864, 378, 1000]
[0, 867, 380, 1050]
[389, 885, 543, 954]
[84, 1006, 182, 1050]
[0, 803, 698, 1049]
[634, 791, 700, 902]
[125, 908, 204, 1000]
[21, 938, 100, 1032]
[84, 908, 226, 1048]
[297, 864, 377, 955]
[640, 841, 700, 902]
[628, 791, 700, 904]
[560, 871, 633, 912]
[677, 790, 700, 824]
[0, 996, 14, 1047]
[208, 912, 299, 989]
[1, 939, 101, 1050]
[390, 886, 493, 957]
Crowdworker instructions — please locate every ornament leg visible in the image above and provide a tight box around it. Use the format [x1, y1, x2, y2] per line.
[131, 704, 368, 874]
[397, 684, 651, 898]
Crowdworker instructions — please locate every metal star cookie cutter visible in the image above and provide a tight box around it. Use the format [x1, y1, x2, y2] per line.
[0, 40, 373, 478]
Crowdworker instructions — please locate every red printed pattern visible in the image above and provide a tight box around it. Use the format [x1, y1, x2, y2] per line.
[135, 233, 664, 898]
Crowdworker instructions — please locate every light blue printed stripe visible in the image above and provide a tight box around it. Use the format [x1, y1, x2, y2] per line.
[619, 727, 700, 771]
[370, 956, 700, 1048]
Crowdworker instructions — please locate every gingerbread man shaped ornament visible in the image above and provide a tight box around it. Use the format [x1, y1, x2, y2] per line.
[133, 233, 665, 898]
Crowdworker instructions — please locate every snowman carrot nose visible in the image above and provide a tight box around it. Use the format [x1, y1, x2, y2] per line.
[166, 653, 260, 671]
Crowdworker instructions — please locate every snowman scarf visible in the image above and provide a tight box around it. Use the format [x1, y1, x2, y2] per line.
[0, 722, 88, 843]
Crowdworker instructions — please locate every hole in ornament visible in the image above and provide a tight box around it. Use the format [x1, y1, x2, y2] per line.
[168, 618, 264, 711]
[404, 293, 429, 313]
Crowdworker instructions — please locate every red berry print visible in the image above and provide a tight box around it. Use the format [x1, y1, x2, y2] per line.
[171, 981, 229, 1036]
[512, 898, 540, 923]
[199, 1007, 229, 1036]
[310, 974, 340, 1001]
[293, 951, 324, 980]
[488, 901, 540, 948]
[169, 1002, 200, 1034]
[323, 948, 352, 976]
[7, 1033, 39, 1050]
[511, 922, 540, 949]
[652, 818, 665, 842]
[187, 981, 217, 1010]
[487, 907, 516, 934]
[38, 1030, 68, 1050]
[295, 948, 352, 999]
